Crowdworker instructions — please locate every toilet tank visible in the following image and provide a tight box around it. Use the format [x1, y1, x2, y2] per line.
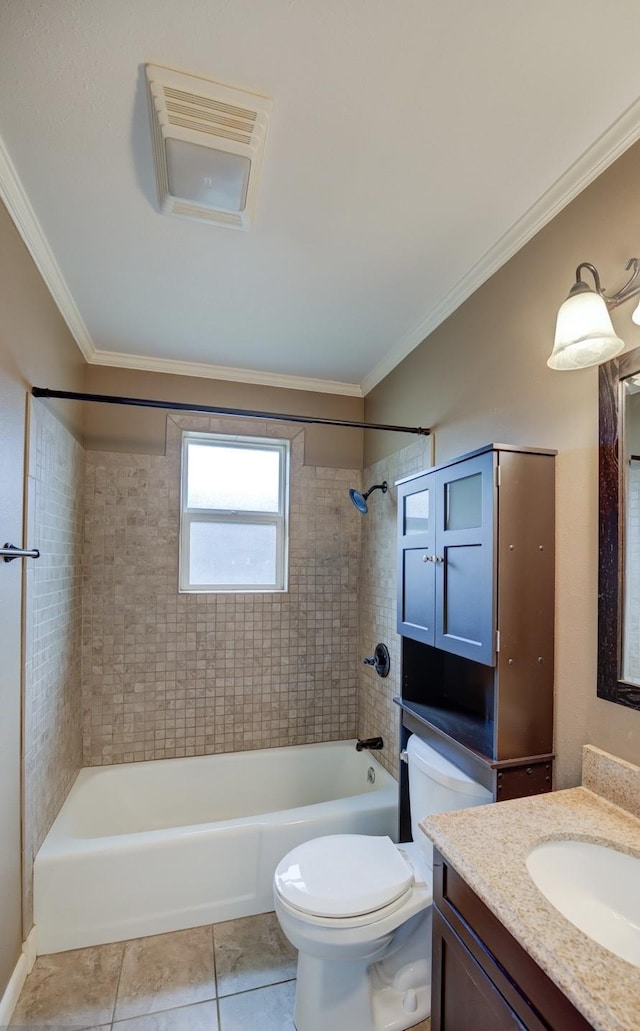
[407, 734, 492, 870]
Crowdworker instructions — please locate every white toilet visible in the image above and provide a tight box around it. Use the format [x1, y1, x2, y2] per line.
[273, 734, 492, 1031]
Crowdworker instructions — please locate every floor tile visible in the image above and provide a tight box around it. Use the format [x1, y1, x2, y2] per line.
[114, 927, 215, 1022]
[214, 913, 297, 997]
[217, 980, 296, 1031]
[113, 999, 219, 1030]
[9, 942, 124, 1028]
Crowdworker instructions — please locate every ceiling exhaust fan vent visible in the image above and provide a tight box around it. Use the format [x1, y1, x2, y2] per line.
[171, 202, 244, 228]
[145, 64, 272, 230]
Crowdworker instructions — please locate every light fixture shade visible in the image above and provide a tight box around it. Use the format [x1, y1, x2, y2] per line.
[548, 289, 624, 370]
[165, 139, 251, 213]
[632, 299, 640, 326]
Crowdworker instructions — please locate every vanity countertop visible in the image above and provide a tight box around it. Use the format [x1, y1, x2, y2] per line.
[420, 745, 640, 1031]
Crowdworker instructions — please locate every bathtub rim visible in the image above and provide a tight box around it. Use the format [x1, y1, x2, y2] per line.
[36, 740, 397, 860]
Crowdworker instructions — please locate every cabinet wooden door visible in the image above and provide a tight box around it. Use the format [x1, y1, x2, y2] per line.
[432, 856, 592, 1031]
[397, 473, 437, 644]
[435, 450, 496, 665]
[431, 908, 530, 1031]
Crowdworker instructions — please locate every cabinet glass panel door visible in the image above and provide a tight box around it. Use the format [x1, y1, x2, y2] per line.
[404, 488, 430, 534]
[435, 452, 496, 664]
[445, 472, 482, 531]
[398, 478, 436, 644]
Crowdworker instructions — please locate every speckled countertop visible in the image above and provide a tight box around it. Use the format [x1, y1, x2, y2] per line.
[420, 746, 640, 1031]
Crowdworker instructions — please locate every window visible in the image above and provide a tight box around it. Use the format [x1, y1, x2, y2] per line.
[180, 433, 289, 592]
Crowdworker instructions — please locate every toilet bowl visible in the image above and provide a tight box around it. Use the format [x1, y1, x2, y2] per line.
[273, 735, 492, 1031]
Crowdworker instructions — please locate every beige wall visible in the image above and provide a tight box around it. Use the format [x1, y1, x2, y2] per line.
[0, 202, 84, 995]
[365, 140, 640, 789]
[84, 365, 364, 469]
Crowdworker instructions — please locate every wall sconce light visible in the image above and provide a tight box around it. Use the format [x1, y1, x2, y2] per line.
[548, 258, 640, 370]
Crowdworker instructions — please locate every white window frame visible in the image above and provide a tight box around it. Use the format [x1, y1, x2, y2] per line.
[179, 431, 290, 593]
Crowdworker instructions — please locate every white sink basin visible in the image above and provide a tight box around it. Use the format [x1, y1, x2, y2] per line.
[526, 840, 640, 966]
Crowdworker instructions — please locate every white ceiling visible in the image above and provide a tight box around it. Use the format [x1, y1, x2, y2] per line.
[1, 1, 640, 397]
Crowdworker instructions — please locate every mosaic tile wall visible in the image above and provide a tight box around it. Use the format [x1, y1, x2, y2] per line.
[82, 416, 361, 764]
[357, 437, 432, 777]
[23, 399, 84, 929]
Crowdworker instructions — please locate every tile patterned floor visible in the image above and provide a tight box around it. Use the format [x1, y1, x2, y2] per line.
[10, 913, 431, 1030]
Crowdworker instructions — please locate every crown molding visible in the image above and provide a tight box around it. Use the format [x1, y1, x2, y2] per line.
[360, 94, 640, 395]
[88, 348, 363, 396]
[0, 135, 95, 360]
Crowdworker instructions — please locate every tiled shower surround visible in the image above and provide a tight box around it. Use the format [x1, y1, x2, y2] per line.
[358, 437, 431, 776]
[23, 399, 84, 929]
[82, 416, 361, 764]
[23, 404, 429, 929]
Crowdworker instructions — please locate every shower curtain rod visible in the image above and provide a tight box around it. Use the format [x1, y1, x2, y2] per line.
[31, 388, 430, 436]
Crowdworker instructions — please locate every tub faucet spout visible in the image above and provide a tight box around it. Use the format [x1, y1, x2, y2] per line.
[356, 737, 384, 752]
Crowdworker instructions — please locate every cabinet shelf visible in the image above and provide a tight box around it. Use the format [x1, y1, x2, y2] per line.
[395, 698, 493, 759]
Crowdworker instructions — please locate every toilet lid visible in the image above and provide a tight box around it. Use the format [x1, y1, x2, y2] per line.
[274, 835, 414, 918]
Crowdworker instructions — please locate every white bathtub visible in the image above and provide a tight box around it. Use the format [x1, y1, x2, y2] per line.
[34, 740, 398, 954]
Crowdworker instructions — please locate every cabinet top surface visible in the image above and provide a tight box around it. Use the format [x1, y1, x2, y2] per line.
[421, 747, 640, 1031]
[395, 442, 557, 486]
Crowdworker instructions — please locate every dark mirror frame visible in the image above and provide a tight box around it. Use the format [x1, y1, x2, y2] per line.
[598, 343, 640, 709]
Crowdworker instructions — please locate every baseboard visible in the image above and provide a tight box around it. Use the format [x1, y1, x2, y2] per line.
[0, 928, 37, 1025]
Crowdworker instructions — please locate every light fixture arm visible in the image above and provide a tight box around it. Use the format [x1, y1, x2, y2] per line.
[575, 258, 640, 310]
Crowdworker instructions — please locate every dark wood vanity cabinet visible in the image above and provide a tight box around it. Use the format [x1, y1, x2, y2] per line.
[431, 852, 593, 1031]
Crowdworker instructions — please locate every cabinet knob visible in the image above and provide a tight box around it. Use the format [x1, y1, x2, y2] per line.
[422, 554, 431, 562]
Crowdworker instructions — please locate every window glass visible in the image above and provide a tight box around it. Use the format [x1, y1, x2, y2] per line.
[189, 522, 277, 585]
[180, 433, 289, 593]
[186, 443, 281, 512]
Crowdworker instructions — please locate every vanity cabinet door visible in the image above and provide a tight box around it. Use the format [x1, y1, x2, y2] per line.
[397, 474, 437, 644]
[431, 907, 529, 1031]
[432, 854, 594, 1031]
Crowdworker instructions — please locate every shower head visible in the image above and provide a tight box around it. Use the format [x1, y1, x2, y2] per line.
[348, 481, 388, 514]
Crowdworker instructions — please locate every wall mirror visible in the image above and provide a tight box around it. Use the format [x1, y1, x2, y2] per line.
[599, 343, 640, 708]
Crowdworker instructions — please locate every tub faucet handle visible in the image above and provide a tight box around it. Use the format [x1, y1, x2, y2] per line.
[361, 643, 390, 678]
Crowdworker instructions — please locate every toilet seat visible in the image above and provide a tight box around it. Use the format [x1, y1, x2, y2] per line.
[274, 834, 414, 918]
